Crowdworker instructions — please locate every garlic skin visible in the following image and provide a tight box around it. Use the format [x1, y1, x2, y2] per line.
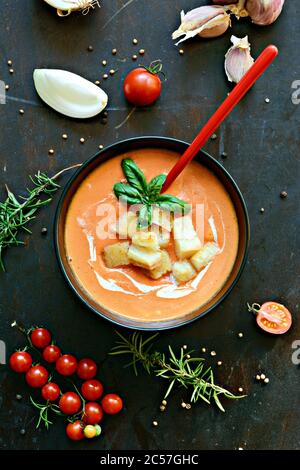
[245, 0, 285, 25]
[43, 0, 99, 17]
[224, 35, 254, 83]
[172, 6, 231, 45]
[33, 69, 108, 119]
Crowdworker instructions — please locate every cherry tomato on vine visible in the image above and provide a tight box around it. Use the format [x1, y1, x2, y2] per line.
[9, 351, 32, 373]
[42, 344, 61, 363]
[59, 392, 81, 415]
[248, 301, 292, 334]
[26, 365, 49, 388]
[123, 61, 163, 107]
[30, 328, 51, 349]
[77, 358, 97, 380]
[81, 380, 103, 401]
[56, 354, 77, 376]
[101, 394, 123, 415]
[83, 402, 103, 425]
[41, 382, 61, 402]
[66, 420, 85, 441]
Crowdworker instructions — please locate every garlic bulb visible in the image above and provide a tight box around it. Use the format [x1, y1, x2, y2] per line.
[33, 69, 108, 119]
[172, 6, 231, 45]
[43, 0, 100, 17]
[224, 35, 254, 83]
[245, 0, 285, 25]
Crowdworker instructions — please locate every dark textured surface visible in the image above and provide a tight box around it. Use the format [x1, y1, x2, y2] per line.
[0, 0, 299, 451]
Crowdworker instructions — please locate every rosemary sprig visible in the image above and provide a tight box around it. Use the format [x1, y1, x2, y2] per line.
[110, 332, 245, 412]
[0, 164, 81, 271]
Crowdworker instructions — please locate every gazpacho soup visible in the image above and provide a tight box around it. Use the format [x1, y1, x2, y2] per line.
[65, 148, 239, 322]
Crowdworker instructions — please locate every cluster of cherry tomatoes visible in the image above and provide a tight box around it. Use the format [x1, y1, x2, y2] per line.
[9, 326, 123, 441]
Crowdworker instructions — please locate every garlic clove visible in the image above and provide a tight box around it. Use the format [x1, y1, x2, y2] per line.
[33, 69, 108, 119]
[245, 0, 285, 25]
[43, 0, 99, 16]
[224, 35, 254, 83]
[172, 6, 231, 45]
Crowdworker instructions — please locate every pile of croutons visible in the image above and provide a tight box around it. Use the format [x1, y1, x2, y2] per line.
[103, 209, 219, 284]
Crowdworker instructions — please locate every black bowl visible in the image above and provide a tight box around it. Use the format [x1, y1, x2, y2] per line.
[54, 136, 250, 330]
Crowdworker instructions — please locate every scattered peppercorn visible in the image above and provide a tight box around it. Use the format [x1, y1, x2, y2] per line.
[181, 402, 187, 408]
[265, 98, 270, 103]
[260, 373, 266, 380]
[87, 45, 93, 52]
[217, 361, 222, 366]
[160, 405, 166, 412]
[19, 109, 24, 115]
[62, 133, 68, 140]
[264, 378, 269, 384]
[80, 138, 85, 144]
[221, 152, 227, 159]
[260, 208, 265, 213]
[238, 387, 244, 393]
[161, 399, 167, 406]
[99, 144, 104, 150]
[132, 55, 138, 61]
[280, 191, 287, 199]
[210, 350, 216, 357]
[102, 60, 107, 66]
[132, 38, 138, 45]
[182, 345, 187, 350]
[112, 48, 117, 55]
[152, 420, 158, 427]
[5, 84, 9, 91]
[95, 80, 100, 85]
[211, 134, 217, 141]
[179, 49, 184, 55]
[7, 60, 12, 66]
[109, 69, 115, 76]
[185, 403, 192, 410]
[256, 375, 261, 381]
[48, 149, 54, 155]
[20, 429, 26, 435]
[139, 49, 145, 55]
[41, 227, 48, 235]
[201, 348, 206, 353]
[16, 394, 22, 400]
[103, 73, 108, 79]
[186, 354, 191, 359]
[9, 68, 14, 74]
[238, 332, 244, 338]
[238, 447, 244, 451]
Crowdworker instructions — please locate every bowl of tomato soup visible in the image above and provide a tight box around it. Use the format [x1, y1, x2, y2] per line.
[55, 137, 249, 330]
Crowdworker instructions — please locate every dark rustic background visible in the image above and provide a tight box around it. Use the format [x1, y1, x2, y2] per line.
[0, 0, 299, 451]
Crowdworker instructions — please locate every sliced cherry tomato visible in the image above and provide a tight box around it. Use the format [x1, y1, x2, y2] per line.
[59, 392, 81, 415]
[77, 358, 97, 380]
[41, 382, 60, 402]
[42, 344, 61, 363]
[30, 328, 52, 349]
[83, 402, 103, 425]
[25, 365, 49, 388]
[101, 393, 123, 415]
[124, 61, 162, 107]
[9, 351, 32, 373]
[56, 354, 77, 376]
[249, 301, 292, 334]
[81, 380, 103, 401]
[66, 420, 85, 441]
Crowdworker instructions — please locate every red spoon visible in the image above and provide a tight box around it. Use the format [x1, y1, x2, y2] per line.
[162, 45, 278, 193]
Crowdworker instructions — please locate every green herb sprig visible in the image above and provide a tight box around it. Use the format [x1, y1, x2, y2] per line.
[0, 164, 81, 271]
[113, 159, 191, 229]
[110, 332, 245, 412]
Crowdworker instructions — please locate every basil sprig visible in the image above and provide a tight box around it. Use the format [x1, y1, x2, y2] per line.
[113, 158, 190, 228]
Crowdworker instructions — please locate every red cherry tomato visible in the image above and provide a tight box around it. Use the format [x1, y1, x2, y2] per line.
[101, 394, 123, 415]
[42, 344, 61, 363]
[25, 365, 49, 388]
[255, 302, 292, 334]
[56, 354, 77, 376]
[30, 328, 51, 349]
[41, 382, 60, 402]
[66, 420, 84, 441]
[9, 351, 32, 373]
[77, 358, 97, 380]
[124, 62, 162, 106]
[83, 402, 103, 425]
[59, 392, 81, 415]
[81, 380, 104, 401]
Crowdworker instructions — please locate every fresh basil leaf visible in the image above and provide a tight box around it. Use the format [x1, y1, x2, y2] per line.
[147, 174, 166, 201]
[122, 159, 148, 194]
[156, 194, 191, 214]
[113, 183, 143, 205]
[137, 204, 153, 229]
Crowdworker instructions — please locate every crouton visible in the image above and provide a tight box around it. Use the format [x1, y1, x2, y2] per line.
[190, 243, 219, 271]
[172, 260, 197, 283]
[103, 242, 130, 268]
[173, 216, 201, 259]
[132, 231, 160, 251]
[128, 245, 162, 270]
[146, 250, 172, 280]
